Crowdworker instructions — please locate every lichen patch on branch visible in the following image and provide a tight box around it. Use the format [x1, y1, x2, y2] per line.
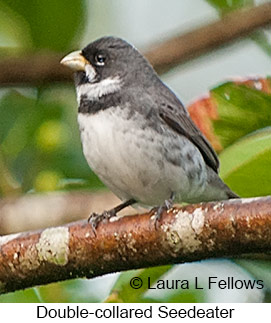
[162, 207, 206, 254]
[191, 207, 206, 234]
[36, 227, 69, 266]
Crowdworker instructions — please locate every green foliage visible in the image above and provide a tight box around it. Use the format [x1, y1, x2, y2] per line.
[0, 0, 86, 51]
[0, 280, 101, 303]
[0, 89, 104, 194]
[212, 82, 271, 148]
[0, 0, 102, 195]
[205, 0, 253, 14]
[0, 288, 41, 303]
[219, 128, 271, 197]
[201, 80, 271, 198]
[234, 259, 271, 294]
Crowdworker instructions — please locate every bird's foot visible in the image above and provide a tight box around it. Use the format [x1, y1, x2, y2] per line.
[152, 193, 175, 229]
[88, 209, 117, 232]
[87, 198, 136, 234]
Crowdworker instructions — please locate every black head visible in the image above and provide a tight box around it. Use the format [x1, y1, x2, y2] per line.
[61, 36, 157, 87]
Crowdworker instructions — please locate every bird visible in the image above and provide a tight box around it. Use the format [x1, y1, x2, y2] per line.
[60, 36, 238, 228]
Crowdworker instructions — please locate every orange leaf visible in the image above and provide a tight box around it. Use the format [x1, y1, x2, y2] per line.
[188, 95, 223, 152]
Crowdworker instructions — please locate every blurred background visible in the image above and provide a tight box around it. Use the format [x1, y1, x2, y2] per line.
[0, 0, 271, 302]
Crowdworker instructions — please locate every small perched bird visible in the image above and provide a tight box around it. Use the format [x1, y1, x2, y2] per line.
[61, 36, 238, 228]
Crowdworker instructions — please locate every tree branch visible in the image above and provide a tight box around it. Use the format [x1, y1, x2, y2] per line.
[0, 3, 270, 86]
[0, 196, 271, 294]
[146, 3, 271, 74]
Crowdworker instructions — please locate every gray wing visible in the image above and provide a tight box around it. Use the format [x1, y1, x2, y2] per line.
[125, 82, 219, 172]
[158, 102, 219, 173]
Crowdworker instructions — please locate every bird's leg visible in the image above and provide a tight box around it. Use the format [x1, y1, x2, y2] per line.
[153, 192, 175, 229]
[88, 198, 136, 231]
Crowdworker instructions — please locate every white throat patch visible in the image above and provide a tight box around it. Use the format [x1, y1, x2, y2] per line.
[76, 77, 122, 104]
[85, 64, 96, 82]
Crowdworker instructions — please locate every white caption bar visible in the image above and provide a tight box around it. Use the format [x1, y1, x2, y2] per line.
[0, 303, 269, 322]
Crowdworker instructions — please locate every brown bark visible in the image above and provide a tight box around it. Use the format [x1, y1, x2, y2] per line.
[0, 3, 270, 85]
[0, 196, 270, 294]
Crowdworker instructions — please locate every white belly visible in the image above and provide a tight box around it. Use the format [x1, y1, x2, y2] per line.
[78, 108, 206, 205]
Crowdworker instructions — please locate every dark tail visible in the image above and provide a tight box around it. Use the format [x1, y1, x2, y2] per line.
[206, 166, 240, 201]
[225, 186, 240, 199]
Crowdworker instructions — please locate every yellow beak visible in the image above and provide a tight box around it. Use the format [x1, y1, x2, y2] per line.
[60, 50, 90, 71]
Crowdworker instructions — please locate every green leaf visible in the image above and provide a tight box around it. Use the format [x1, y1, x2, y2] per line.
[107, 266, 172, 302]
[205, 0, 254, 15]
[138, 289, 205, 303]
[0, 1, 32, 48]
[212, 83, 271, 148]
[0, 90, 103, 194]
[0, 0, 86, 51]
[0, 288, 41, 302]
[156, 289, 205, 303]
[188, 79, 271, 152]
[234, 259, 271, 292]
[219, 128, 271, 197]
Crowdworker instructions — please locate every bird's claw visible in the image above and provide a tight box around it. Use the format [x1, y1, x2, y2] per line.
[88, 209, 117, 232]
[152, 205, 168, 230]
[152, 194, 175, 229]
[87, 199, 137, 235]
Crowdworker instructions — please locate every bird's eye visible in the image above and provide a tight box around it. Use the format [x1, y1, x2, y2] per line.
[95, 53, 106, 66]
